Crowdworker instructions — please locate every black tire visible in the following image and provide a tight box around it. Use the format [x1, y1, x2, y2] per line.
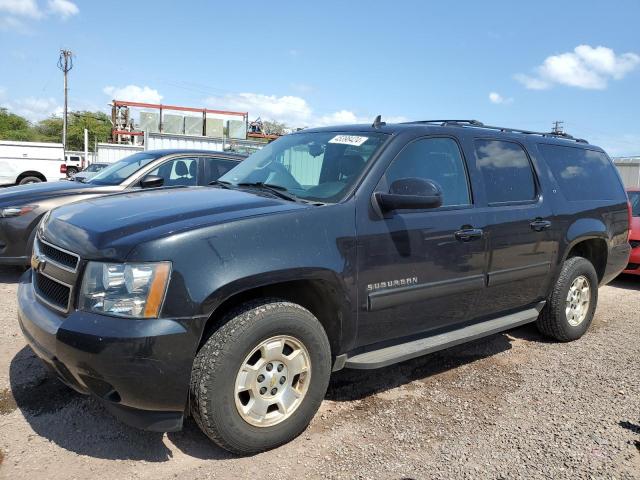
[66, 167, 78, 177]
[18, 176, 42, 185]
[537, 256, 598, 341]
[190, 299, 331, 455]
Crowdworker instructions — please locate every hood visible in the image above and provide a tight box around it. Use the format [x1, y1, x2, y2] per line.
[0, 180, 108, 206]
[42, 186, 307, 259]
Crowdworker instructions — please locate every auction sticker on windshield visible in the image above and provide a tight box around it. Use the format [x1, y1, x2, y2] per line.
[328, 135, 369, 146]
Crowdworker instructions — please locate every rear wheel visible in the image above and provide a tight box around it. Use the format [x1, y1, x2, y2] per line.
[66, 167, 79, 177]
[18, 176, 41, 185]
[190, 299, 331, 454]
[537, 256, 598, 341]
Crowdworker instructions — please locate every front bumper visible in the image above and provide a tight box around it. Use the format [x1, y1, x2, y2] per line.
[17, 270, 203, 432]
[623, 243, 640, 275]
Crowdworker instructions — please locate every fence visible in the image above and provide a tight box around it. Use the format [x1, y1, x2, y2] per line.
[613, 157, 640, 189]
[95, 132, 267, 164]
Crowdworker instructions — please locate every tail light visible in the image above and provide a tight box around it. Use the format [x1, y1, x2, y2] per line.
[60, 164, 67, 174]
[627, 200, 632, 241]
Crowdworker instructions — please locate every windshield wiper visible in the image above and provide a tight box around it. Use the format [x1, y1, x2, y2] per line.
[209, 180, 233, 189]
[236, 182, 308, 203]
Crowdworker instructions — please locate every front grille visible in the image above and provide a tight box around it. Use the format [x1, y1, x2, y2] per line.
[34, 271, 71, 312]
[38, 238, 79, 271]
[630, 240, 640, 249]
[626, 263, 639, 271]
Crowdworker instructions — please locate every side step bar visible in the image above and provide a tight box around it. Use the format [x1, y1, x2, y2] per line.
[342, 306, 543, 370]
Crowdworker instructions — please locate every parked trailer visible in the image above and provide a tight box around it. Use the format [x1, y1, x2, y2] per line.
[0, 140, 66, 186]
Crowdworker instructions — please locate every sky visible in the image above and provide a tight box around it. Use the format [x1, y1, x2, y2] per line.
[0, 0, 639, 156]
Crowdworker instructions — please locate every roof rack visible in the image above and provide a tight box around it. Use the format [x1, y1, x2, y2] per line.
[402, 119, 589, 144]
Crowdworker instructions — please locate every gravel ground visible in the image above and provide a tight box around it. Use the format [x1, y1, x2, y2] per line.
[0, 265, 638, 479]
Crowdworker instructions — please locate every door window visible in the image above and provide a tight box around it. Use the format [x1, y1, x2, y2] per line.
[474, 140, 536, 204]
[203, 157, 239, 184]
[146, 157, 198, 187]
[383, 137, 471, 207]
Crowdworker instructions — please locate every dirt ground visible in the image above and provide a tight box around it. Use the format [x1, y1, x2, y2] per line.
[0, 265, 638, 479]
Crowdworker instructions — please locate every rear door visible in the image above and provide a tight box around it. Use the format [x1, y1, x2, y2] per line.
[471, 138, 558, 318]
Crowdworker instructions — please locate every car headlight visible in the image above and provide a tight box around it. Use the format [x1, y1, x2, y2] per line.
[0, 205, 37, 218]
[79, 261, 171, 318]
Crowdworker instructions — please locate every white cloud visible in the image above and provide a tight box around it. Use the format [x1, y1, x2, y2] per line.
[516, 45, 640, 90]
[1, 96, 62, 121]
[0, 0, 78, 31]
[205, 92, 405, 128]
[48, 0, 78, 19]
[488, 91, 513, 104]
[103, 85, 163, 104]
[206, 93, 312, 126]
[0, 0, 42, 18]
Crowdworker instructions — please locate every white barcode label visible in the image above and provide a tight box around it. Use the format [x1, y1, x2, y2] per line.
[328, 135, 368, 146]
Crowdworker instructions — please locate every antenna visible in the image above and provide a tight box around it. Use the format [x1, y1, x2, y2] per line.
[372, 115, 385, 128]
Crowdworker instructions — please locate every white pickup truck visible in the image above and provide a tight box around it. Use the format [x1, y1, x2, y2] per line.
[0, 140, 67, 186]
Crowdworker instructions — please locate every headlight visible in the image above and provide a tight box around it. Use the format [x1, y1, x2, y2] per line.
[79, 261, 171, 318]
[0, 205, 37, 218]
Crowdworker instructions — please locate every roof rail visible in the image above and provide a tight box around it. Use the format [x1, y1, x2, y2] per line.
[402, 119, 589, 144]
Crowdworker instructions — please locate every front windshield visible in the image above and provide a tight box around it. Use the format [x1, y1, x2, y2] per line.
[88, 152, 160, 186]
[629, 191, 640, 217]
[219, 131, 388, 203]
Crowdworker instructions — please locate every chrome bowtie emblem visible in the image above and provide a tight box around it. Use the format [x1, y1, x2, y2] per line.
[31, 254, 46, 271]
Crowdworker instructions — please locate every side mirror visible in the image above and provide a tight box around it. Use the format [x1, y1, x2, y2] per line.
[374, 177, 443, 213]
[140, 175, 164, 189]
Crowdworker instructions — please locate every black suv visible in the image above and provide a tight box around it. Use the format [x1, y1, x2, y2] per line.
[17, 119, 631, 454]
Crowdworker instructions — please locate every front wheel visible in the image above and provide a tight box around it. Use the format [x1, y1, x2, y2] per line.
[190, 299, 331, 454]
[536, 256, 598, 341]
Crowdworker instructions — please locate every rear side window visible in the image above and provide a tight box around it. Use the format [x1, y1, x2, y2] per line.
[538, 144, 622, 201]
[474, 140, 536, 204]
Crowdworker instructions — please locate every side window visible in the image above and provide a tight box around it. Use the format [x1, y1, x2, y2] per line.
[203, 157, 238, 184]
[475, 140, 536, 204]
[147, 157, 198, 187]
[538, 144, 623, 201]
[384, 137, 471, 207]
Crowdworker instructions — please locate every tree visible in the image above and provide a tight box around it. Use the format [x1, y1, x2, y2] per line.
[0, 109, 112, 151]
[262, 120, 288, 136]
[0, 108, 37, 141]
[66, 111, 111, 151]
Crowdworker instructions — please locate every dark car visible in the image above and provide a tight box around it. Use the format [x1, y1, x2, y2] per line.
[0, 149, 245, 266]
[70, 162, 110, 183]
[17, 119, 630, 454]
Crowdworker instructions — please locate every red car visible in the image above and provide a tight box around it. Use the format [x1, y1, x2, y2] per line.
[624, 189, 640, 275]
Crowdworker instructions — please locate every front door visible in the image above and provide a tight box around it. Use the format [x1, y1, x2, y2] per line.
[355, 136, 488, 348]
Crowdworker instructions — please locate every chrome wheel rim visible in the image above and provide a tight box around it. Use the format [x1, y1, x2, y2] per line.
[565, 275, 590, 327]
[234, 335, 311, 427]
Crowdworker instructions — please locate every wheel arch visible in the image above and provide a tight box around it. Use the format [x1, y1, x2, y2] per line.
[197, 269, 353, 358]
[16, 171, 47, 183]
[561, 228, 608, 283]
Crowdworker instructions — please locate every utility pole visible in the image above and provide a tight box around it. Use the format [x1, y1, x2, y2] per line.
[551, 120, 564, 135]
[57, 49, 73, 150]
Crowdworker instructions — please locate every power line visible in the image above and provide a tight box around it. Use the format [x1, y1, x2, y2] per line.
[551, 120, 564, 135]
[57, 49, 73, 150]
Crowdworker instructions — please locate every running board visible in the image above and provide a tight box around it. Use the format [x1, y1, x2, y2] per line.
[343, 306, 542, 370]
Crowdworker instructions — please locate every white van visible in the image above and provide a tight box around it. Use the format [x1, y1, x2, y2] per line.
[0, 140, 67, 186]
